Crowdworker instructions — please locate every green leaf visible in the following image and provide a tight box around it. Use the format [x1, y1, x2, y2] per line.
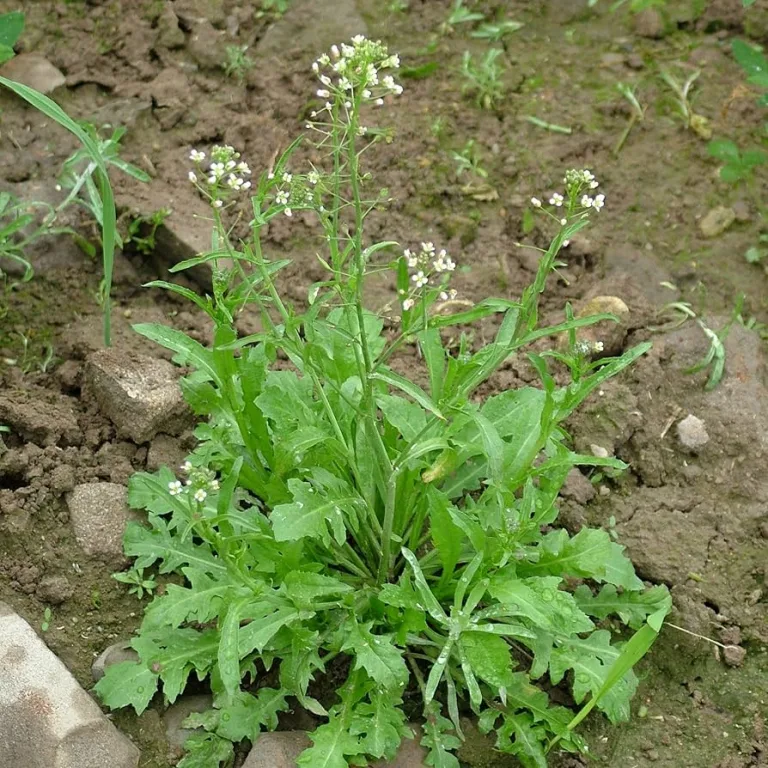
[142, 567, 235, 629]
[342, 621, 409, 692]
[489, 574, 594, 635]
[520, 528, 644, 591]
[133, 323, 217, 381]
[427, 490, 463, 585]
[94, 661, 158, 715]
[272, 476, 361, 547]
[549, 630, 638, 723]
[297, 715, 363, 768]
[460, 632, 514, 689]
[371, 368, 446, 420]
[575, 583, 672, 630]
[377, 393, 427, 442]
[732, 39, 767, 81]
[218, 598, 247, 698]
[284, 571, 354, 606]
[707, 138, 739, 161]
[421, 702, 461, 768]
[419, 329, 446, 402]
[351, 691, 411, 760]
[176, 732, 234, 768]
[496, 711, 548, 768]
[237, 605, 302, 655]
[255, 370, 316, 430]
[280, 628, 326, 711]
[505, 672, 573, 736]
[0, 12, 24, 49]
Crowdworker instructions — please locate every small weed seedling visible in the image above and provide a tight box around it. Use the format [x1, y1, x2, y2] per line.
[440, 0, 484, 34]
[461, 48, 506, 110]
[96, 37, 670, 768]
[41, 607, 52, 633]
[659, 67, 711, 139]
[614, 82, 646, 156]
[450, 139, 488, 179]
[732, 39, 768, 107]
[125, 207, 171, 255]
[588, 0, 666, 12]
[256, 0, 289, 17]
[707, 138, 767, 184]
[113, 567, 158, 600]
[223, 45, 254, 84]
[471, 19, 524, 43]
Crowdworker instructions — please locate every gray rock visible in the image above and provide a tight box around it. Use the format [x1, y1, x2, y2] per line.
[590, 444, 610, 459]
[85, 349, 190, 443]
[723, 645, 746, 668]
[560, 468, 596, 505]
[154, 205, 215, 287]
[0, 53, 65, 93]
[36, 575, 74, 605]
[256, 0, 367, 59]
[633, 8, 665, 38]
[92, 642, 139, 682]
[241, 732, 312, 768]
[67, 482, 139, 565]
[676, 414, 709, 450]
[699, 206, 736, 238]
[163, 694, 213, 753]
[0, 602, 140, 768]
[147, 434, 185, 472]
[174, 0, 226, 28]
[187, 20, 225, 70]
[156, 4, 186, 49]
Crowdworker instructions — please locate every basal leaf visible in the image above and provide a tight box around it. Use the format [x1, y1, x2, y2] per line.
[218, 598, 248, 697]
[460, 632, 514, 689]
[575, 584, 672, 630]
[496, 711, 548, 768]
[350, 690, 411, 760]
[238, 605, 302, 656]
[520, 528, 644, 591]
[488, 574, 594, 635]
[342, 621, 409, 692]
[283, 570, 354, 607]
[427, 489, 463, 584]
[280, 627, 326, 703]
[94, 660, 158, 715]
[176, 732, 234, 768]
[297, 715, 363, 768]
[421, 702, 461, 768]
[255, 370, 317, 431]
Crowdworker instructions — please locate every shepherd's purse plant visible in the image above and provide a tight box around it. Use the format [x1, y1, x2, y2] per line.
[95, 36, 671, 768]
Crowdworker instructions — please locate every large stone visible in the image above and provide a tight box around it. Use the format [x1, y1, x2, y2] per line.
[0, 53, 65, 93]
[163, 694, 213, 754]
[0, 602, 140, 768]
[67, 482, 138, 566]
[256, 0, 367, 59]
[85, 348, 190, 443]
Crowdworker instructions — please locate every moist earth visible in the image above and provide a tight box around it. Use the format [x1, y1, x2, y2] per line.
[1, 1, 767, 767]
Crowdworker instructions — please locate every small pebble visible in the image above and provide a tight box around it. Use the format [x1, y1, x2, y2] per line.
[677, 414, 709, 450]
[723, 645, 746, 668]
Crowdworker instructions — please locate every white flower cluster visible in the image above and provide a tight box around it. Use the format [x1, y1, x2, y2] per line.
[575, 339, 604, 357]
[399, 242, 457, 311]
[530, 169, 606, 221]
[166, 462, 220, 503]
[308, 36, 402, 131]
[268, 169, 316, 218]
[188, 145, 252, 209]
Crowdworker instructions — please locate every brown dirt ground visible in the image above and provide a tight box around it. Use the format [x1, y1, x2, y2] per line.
[1, 0, 768, 766]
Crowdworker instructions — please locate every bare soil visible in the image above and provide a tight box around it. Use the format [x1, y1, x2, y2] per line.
[1, 1, 767, 766]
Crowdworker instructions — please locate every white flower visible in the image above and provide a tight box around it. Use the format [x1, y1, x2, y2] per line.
[168, 480, 183, 496]
[55, 184, 62, 192]
[549, 193, 564, 207]
[267, 172, 275, 179]
[331, 44, 340, 59]
[375, 98, 384, 106]
[312, 62, 319, 73]
[308, 170, 320, 185]
[402, 298, 414, 310]
[284, 208, 293, 217]
[581, 195, 593, 208]
[362, 89, 371, 99]
[382, 75, 402, 94]
[208, 175, 217, 184]
[531, 197, 542, 207]
[339, 77, 352, 90]
[193, 488, 207, 503]
[320, 74, 332, 86]
[562, 239, 570, 248]
[357, 125, 367, 136]
[317, 89, 330, 98]
[282, 172, 292, 183]
[213, 200, 223, 208]
[560, 218, 567, 226]
[225, 159, 236, 171]
[593, 194, 605, 211]
[189, 149, 206, 163]
[188, 171, 197, 183]
[209, 479, 220, 491]
[276, 190, 289, 205]
[421, 242, 435, 254]
[236, 161, 251, 175]
[181, 461, 193, 473]
[352, 34, 366, 45]
[593, 341, 604, 352]
[384, 54, 400, 68]
[590, 180, 599, 189]
[242, 181, 251, 190]
[412, 271, 428, 288]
